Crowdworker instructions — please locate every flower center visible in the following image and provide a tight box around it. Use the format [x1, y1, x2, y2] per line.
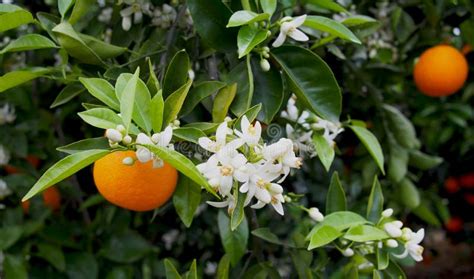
[256, 178, 266, 188]
[220, 165, 234, 176]
[281, 22, 295, 34]
[248, 125, 256, 135]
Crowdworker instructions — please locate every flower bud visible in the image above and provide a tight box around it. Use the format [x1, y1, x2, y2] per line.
[260, 59, 270, 72]
[116, 125, 126, 133]
[342, 248, 354, 257]
[385, 239, 398, 248]
[382, 208, 393, 218]
[308, 207, 324, 222]
[269, 183, 283, 194]
[262, 46, 270, 53]
[401, 228, 413, 241]
[122, 135, 132, 145]
[263, 52, 270, 58]
[122, 157, 135, 166]
[384, 222, 402, 238]
[106, 129, 123, 142]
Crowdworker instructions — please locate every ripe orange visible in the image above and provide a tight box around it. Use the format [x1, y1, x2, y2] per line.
[413, 45, 468, 97]
[93, 151, 178, 211]
[22, 186, 61, 214]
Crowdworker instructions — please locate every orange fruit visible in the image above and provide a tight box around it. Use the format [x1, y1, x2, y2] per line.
[413, 45, 468, 97]
[22, 186, 61, 214]
[5, 155, 41, 174]
[93, 151, 178, 211]
[444, 177, 459, 193]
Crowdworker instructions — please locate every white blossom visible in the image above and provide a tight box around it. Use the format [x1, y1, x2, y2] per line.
[234, 116, 261, 146]
[0, 145, 10, 166]
[0, 104, 16, 125]
[308, 207, 324, 222]
[311, 116, 344, 147]
[382, 208, 393, 218]
[120, 0, 153, 31]
[383, 220, 403, 238]
[135, 126, 174, 168]
[151, 4, 178, 29]
[98, 7, 113, 23]
[342, 248, 354, 257]
[105, 128, 123, 143]
[394, 229, 424, 262]
[161, 229, 179, 250]
[385, 239, 398, 248]
[272, 15, 309, 48]
[198, 121, 242, 153]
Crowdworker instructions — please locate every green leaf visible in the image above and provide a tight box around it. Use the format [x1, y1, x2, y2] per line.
[185, 259, 198, 279]
[79, 34, 127, 59]
[36, 12, 60, 43]
[306, 211, 367, 240]
[79, 194, 105, 211]
[116, 72, 153, 132]
[68, 0, 94, 25]
[3, 254, 28, 279]
[388, 145, 408, 183]
[250, 57, 284, 124]
[22, 149, 110, 201]
[218, 210, 249, 266]
[308, 225, 341, 249]
[188, 0, 236, 51]
[272, 46, 341, 122]
[173, 127, 206, 144]
[383, 105, 419, 149]
[50, 83, 85, 108]
[213, 83, 237, 123]
[0, 226, 22, 250]
[79, 78, 120, 111]
[0, 6, 33, 32]
[348, 125, 385, 174]
[163, 79, 193, 126]
[173, 175, 202, 228]
[306, 0, 348, 13]
[376, 247, 389, 270]
[344, 225, 389, 242]
[229, 59, 254, 116]
[0, 68, 51, 93]
[146, 58, 160, 94]
[230, 192, 246, 231]
[150, 90, 164, 133]
[391, 7, 415, 43]
[227, 11, 269, 27]
[412, 201, 441, 226]
[216, 254, 231, 279]
[66, 252, 98, 279]
[184, 122, 220, 134]
[78, 108, 123, 130]
[383, 260, 407, 279]
[163, 50, 190, 98]
[101, 230, 153, 263]
[119, 68, 140, 133]
[0, 34, 57, 54]
[366, 176, 383, 223]
[237, 26, 268, 58]
[105, 267, 134, 279]
[304, 16, 361, 44]
[233, 104, 262, 130]
[57, 137, 110, 154]
[260, 0, 276, 15]
[313, 133, 335, 171]
[180, 81, 226, 117]
[342, 15, 377, 27]
[399, 178, 420, 209]
[37, 243, 66, 271]
[326, 172, 346, 213]
[408, 150, 443, 170]
[144, 144, 217, 197]
[164, 259, 181, 279]
[58, 0, 75, 17]
[52, 22, 104, 65]
[252, 228, 284, 246]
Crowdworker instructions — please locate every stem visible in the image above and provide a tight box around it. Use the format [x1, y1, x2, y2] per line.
[241, 0, 251, 10]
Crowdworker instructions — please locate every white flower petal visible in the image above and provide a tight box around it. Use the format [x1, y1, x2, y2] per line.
[288, 29, 309, 42]
[272, 201, 284, 215]
[272, 31, 287, 48]
[291, 14, 307, 27]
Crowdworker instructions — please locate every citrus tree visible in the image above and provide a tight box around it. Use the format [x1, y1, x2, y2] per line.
[0, 0, 472, 278]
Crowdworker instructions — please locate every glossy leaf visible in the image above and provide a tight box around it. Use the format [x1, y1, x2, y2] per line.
[58, 0, 75, 17]
[150, 90, 164, 133]
[313, 133, 335, 171]
[0, 68, 51, 93]
[251, 228, 284, 246]
[3, 254, 28, 279]
[218, 210, 248, 266]
[65, 252, 98, 279]
[163, 50, 190, 98]
[68, 0, 94, 24]
[260, 0, 276, 15]
[164, 259, 181, 279]
[79, 33, 127, 59]
[237, 26, 268, 58]
[216, 254, 231, 279]
[251, 58, 284, 123]
[187, 0, 236, 51]
[0, 34, 57, 54]
[163, 79, 193, 127]
[326, 172, 346, 213]
[233, 104, 262, 130]
[144, 144, 216, 197]
[227, 11, 269, 27]
[213, 83, 237, 123]
[272, 46, 341, 122]
[100, 230, 153, 263]
[306, 0, 347, 13]
[0, 5, 33, 32]
[230, 192, 246, 231]
[22, 149, 110, 201]
[308, 225, 341, 249]
[383, 105, 419, 149]
[78, 108, 123, 130]
[173, 127, 206, 144]
[348, 125, 385, 174]
[408, 150, 443, 170]
[307, 211, 367, 239]
[366, 176, 383, 223]
[342, 15, 378, 27]
[119, 69, 140, 133]
[388, 145, 408, 183]
[304, 16, 361, 44]
[376, 247, 389, 270]
[229, 59, 254, 116]
[79, 78, 120, 111]
[37, 243, 66, 271]
[173, 175, 202, 228]
[0, 226, 22, 250]
[57, 137, 110, 154]
[180, 81, 226, 117]
[344, 225, 389, 242]
[51, 83, 85, 108]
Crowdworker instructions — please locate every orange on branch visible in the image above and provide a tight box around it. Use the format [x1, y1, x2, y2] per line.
[22, 186, 61, 214]
[93, 151, 178, 211]
[413, 45, 468, 97]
